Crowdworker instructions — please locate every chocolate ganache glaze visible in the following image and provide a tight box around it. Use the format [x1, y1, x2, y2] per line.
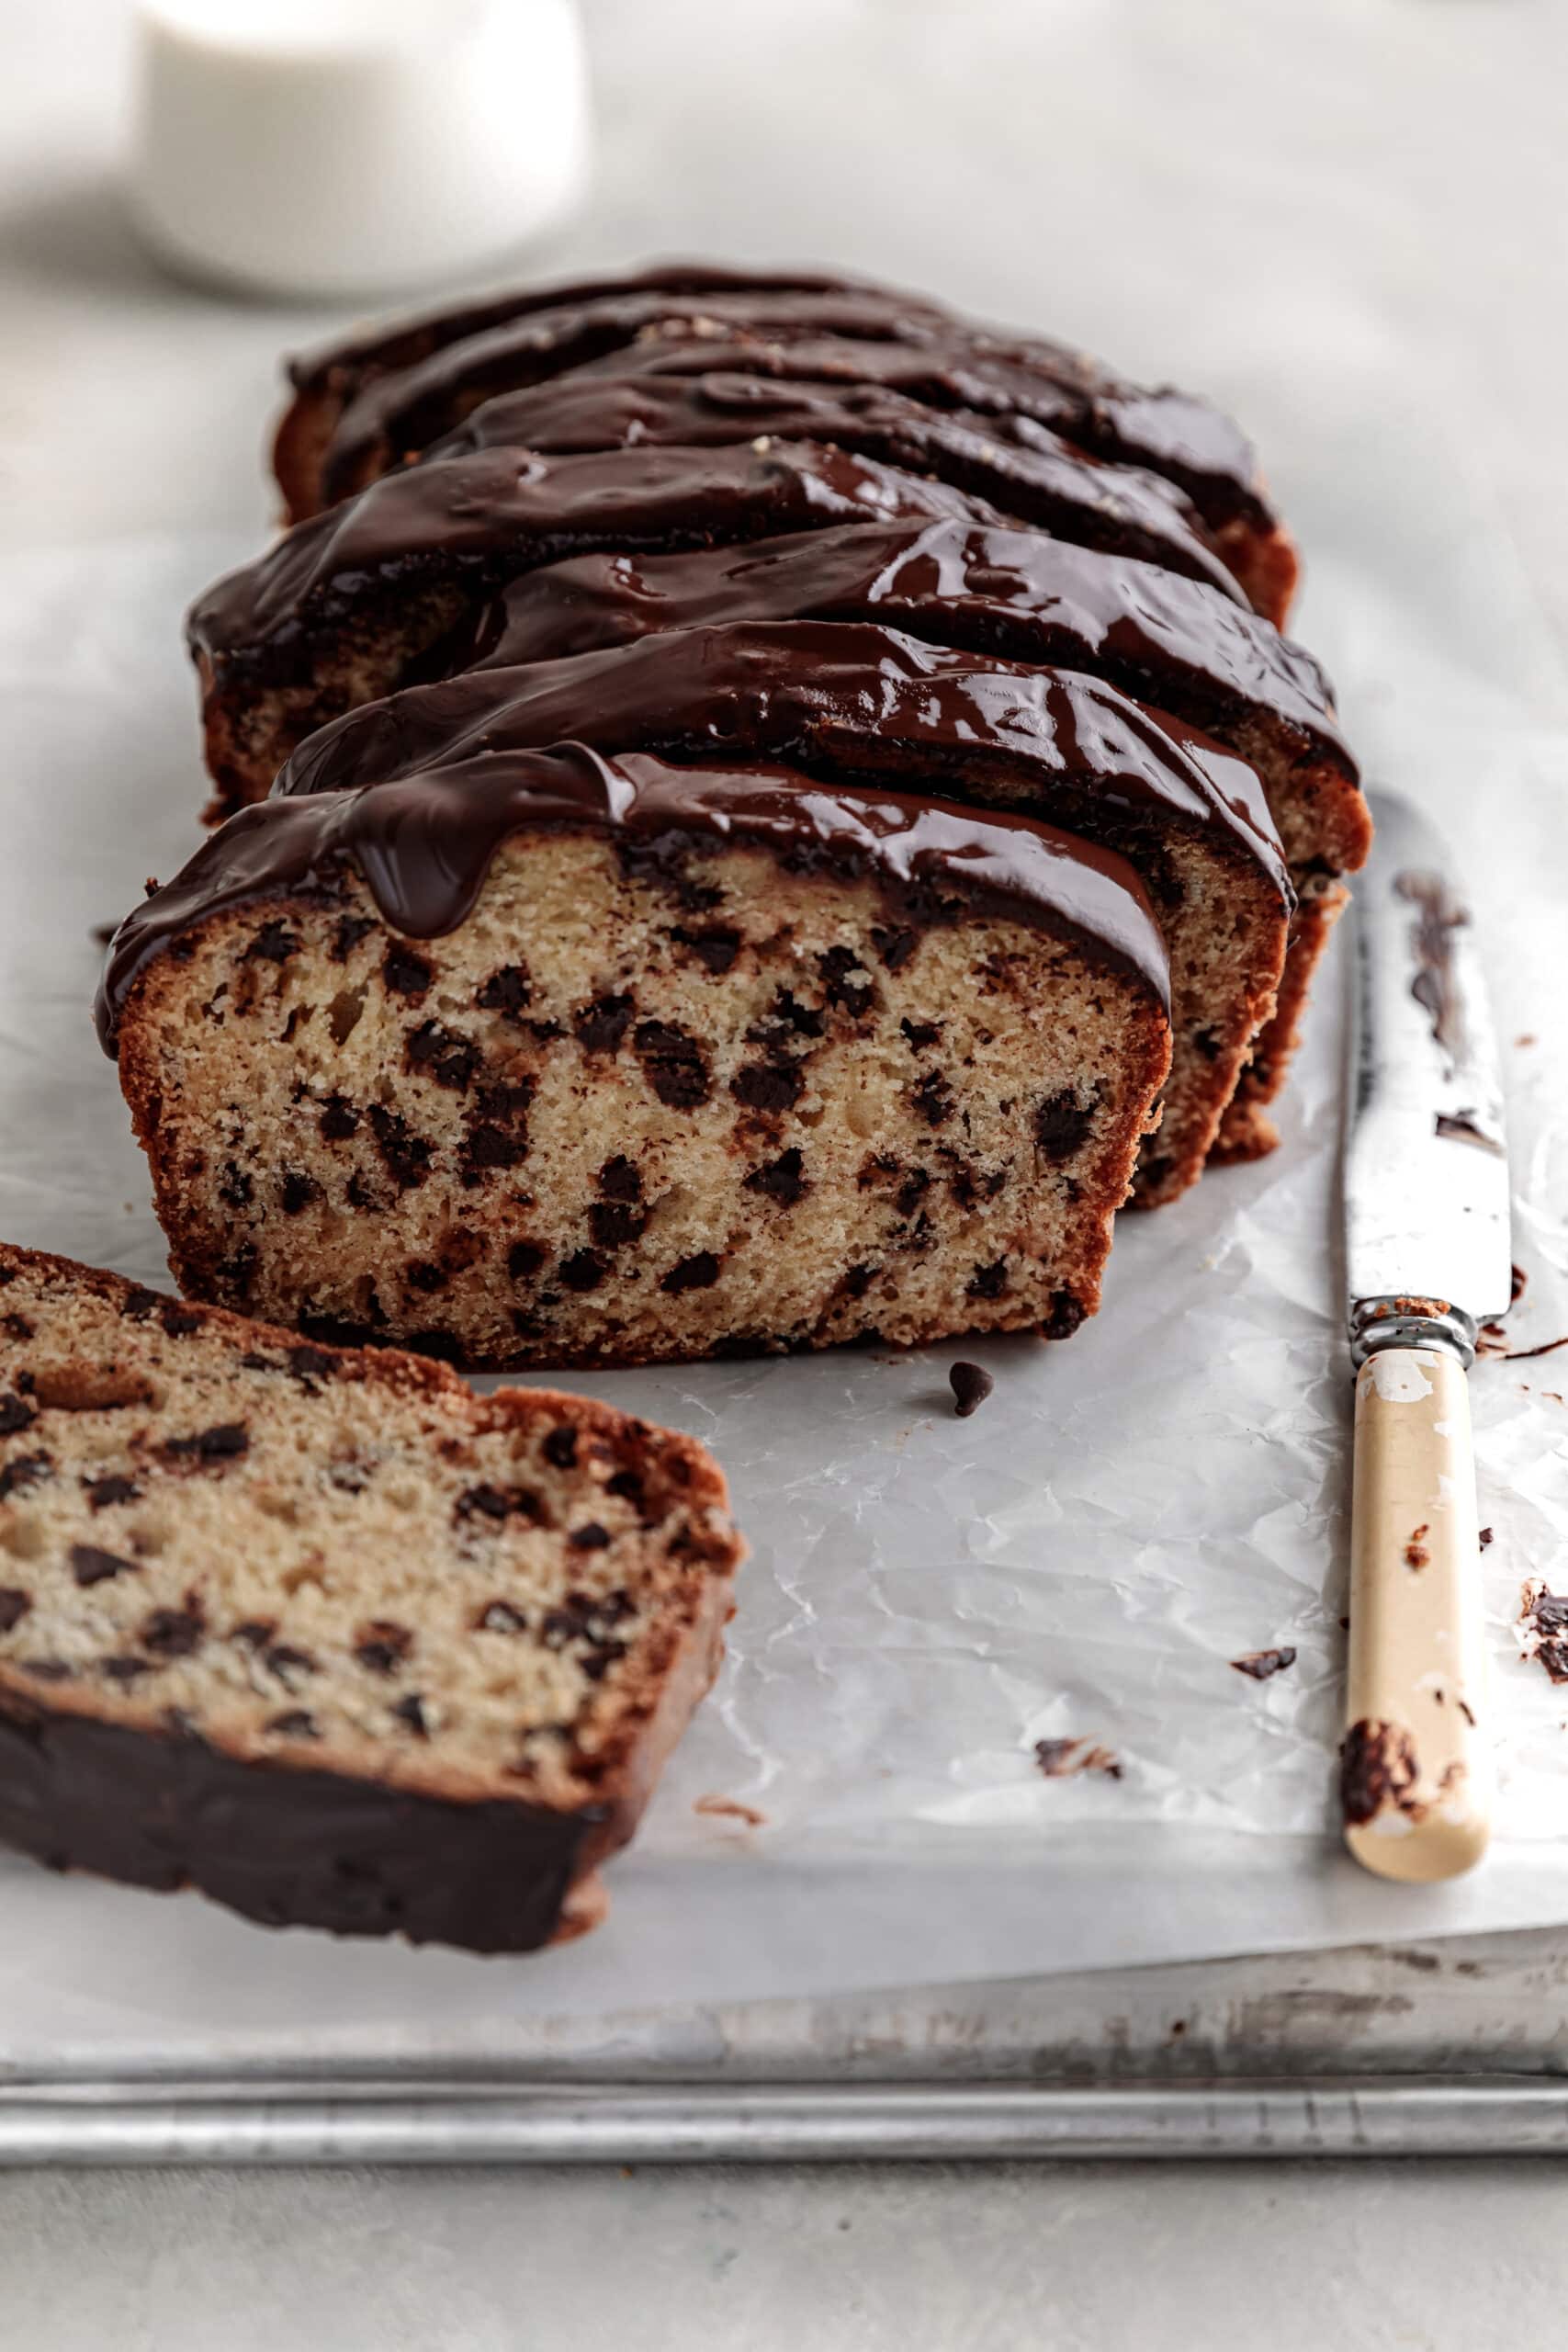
[317, 286, 1268, 544]
[188, 441, 1008, 684]
[273, 620, 1292, 901]
[423, 369, 1244, 602]
[464, 516, 1350, 779]
[96, 743, 1169, 1050]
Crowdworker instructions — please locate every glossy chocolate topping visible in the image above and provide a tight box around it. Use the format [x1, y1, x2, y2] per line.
[468, 516, 1350, 776]
[275, 620, 1292, 899]
[0, 1690, 595, 1953]
[425, 369, 1244, 603]
[319, 285, 1267, 537]
[96, 742, 1169, 1050]
[188, 441, 995, 677]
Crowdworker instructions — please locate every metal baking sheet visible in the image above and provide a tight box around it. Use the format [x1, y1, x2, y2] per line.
[1, 386, 1567, 2150]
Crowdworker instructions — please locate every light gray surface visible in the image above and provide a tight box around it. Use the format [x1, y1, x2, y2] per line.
[6, 0, 1568, 2336]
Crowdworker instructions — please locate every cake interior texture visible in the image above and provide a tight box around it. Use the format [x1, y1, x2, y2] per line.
[111, 793, 1171, 1368]
[0, 1246, 741, 1949]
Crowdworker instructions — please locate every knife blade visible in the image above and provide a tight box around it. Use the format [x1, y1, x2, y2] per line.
[1339, 788, 1512, 1881]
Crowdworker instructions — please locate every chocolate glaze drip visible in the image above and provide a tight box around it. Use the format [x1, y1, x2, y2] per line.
[319, 284, 1268, 538]
[466, 515, 1350, 777]
[96, 743, 1169, 1050]
[0, 1692, 595, 1953]
[189, 441, 998, 679]
[275, 619, 1292, 900]
[425, 368, 1243, 603]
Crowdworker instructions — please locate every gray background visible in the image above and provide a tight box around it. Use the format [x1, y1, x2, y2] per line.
[6, 0, 1568, 2339]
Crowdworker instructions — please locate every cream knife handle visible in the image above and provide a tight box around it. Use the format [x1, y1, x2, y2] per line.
[1344, 1345, 1489, 1882]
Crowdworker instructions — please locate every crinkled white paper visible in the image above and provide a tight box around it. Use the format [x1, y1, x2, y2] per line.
[1, 393, 1566, 2067]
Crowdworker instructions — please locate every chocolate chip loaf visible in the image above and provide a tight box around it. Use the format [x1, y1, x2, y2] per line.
[272, 621, 1291, 1205]
[100, 748, 1172, 1365]
[0, 1244, 742, 1952]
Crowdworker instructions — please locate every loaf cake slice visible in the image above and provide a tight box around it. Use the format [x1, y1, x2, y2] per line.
[0, 1243, 742, 1952]
[428, 369, 1244, 605]
[467, 523, 1369, 1163]
[280, 275, 1292, 622]
[101, 748, 1172, 1363]
[273, 623, 1290, 1205]
[190, 439, 997, 817]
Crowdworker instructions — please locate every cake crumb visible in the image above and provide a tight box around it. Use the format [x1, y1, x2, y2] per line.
[1033, 1737, 1122, 1781]
[1230, 1645, 1297, 1681]
[694, 1793, 767, 1827]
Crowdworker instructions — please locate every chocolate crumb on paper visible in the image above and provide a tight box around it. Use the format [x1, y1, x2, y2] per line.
[948, 1361, 995, 1418]
[1479, 1527, 1495, 1550]
[1518, 1582, 1568, 1684]
[1404, 1524, 1430, 1570]
[1230, 1645, 1297, 1681]
[1034, 1737, 1122, 1781]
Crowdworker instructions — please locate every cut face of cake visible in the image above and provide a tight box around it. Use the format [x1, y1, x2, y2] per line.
[0, 1244, 743, 1952]
[100, 748, 1172, 1365]
[189, 440, 998, 817]
[273, 622, 1292, 1205]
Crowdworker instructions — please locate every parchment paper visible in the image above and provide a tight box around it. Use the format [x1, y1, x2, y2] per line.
[1, 390, 1566, 2070]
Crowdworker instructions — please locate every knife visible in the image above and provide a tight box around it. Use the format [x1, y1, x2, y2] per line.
[1340, 789, 1513, 1882]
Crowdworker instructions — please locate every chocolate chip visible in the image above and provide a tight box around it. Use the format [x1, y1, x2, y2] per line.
[231, 1618, 276, 1649]
[266, 1710, 320, 1739]
[1043, 1289, 1087, 1340]
[671, 925, 740, 974]
[569, 1522, 612, 1551]
[732, 1060, 802, 1113]
[661, 1252, 720, 1295]
[287, 1346, 337, 1384]
[367, 1103, 433, 1191]
[872, 925, 918, 971]
[119, 1286, 161, 1321]
[0, 1453, 51, 1500]
[71, 1544, 139, 1588]
[406, 1260, 448, 1295]
[901, 1017, 942, 1050]
[2, 1311, 34, 1340]
[407, 1020, 480, 1092]
[244, 920, 299, 964]
[164, 1422, 249, 1463]
[160, 1301, 206, 1337]
[141, 1604, 206, 1659]
[575, 993, 634, 1054]
[461, 1125, 526, 1182]
[589, 1201, 645, 1249]
[0, 1589, 32, 1633]
[355, 1621, 413, 1675]
[745, 1148, 807, 1206]
[1480, 1527, 1495, 1549]
[597, 1156, 642, 1203]
[103, 1656, 152, 1684]
[319, 1093, 361, 1140]
[634, 1020, 711, 1109]
[896, 1168, 931, 1219]
[456, 1484, 542, 1525]
[263, 1644, 317, 1690]
[840, 1264, 875, 1300]
[20, 1658, 73, 1683]
[477, 963, 532, 1017]
[605, 1469, 644, 1509]
[949, 1362, 995, 1417]
[913, 1072, 953, 1127]
[1231, 1646, 1297, 1681]
[558, 1250, 608, 1295]
[1034, 1090, 1095, 1161]
[476, 1600, 527, 1634]
[767, 989, 825, 1040]
[507, 1241, 545, 1282]
[818, 944, 875, 1013]
[1193, 1025, 1223, 1063]
[542, 1426, 579, 1470]
[390, 1693, 429, 1737]
[966, 1261, 1009, 1301]
[0, 1394, 38, 1437]
[383, 944, 433, 999]
[333, 913, 376, 962]
[84, 1473, 138, 1509]
[279, 1170, 321, 1216]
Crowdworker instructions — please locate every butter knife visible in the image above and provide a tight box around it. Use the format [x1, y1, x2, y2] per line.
[1340, 789, 1512, 1881]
